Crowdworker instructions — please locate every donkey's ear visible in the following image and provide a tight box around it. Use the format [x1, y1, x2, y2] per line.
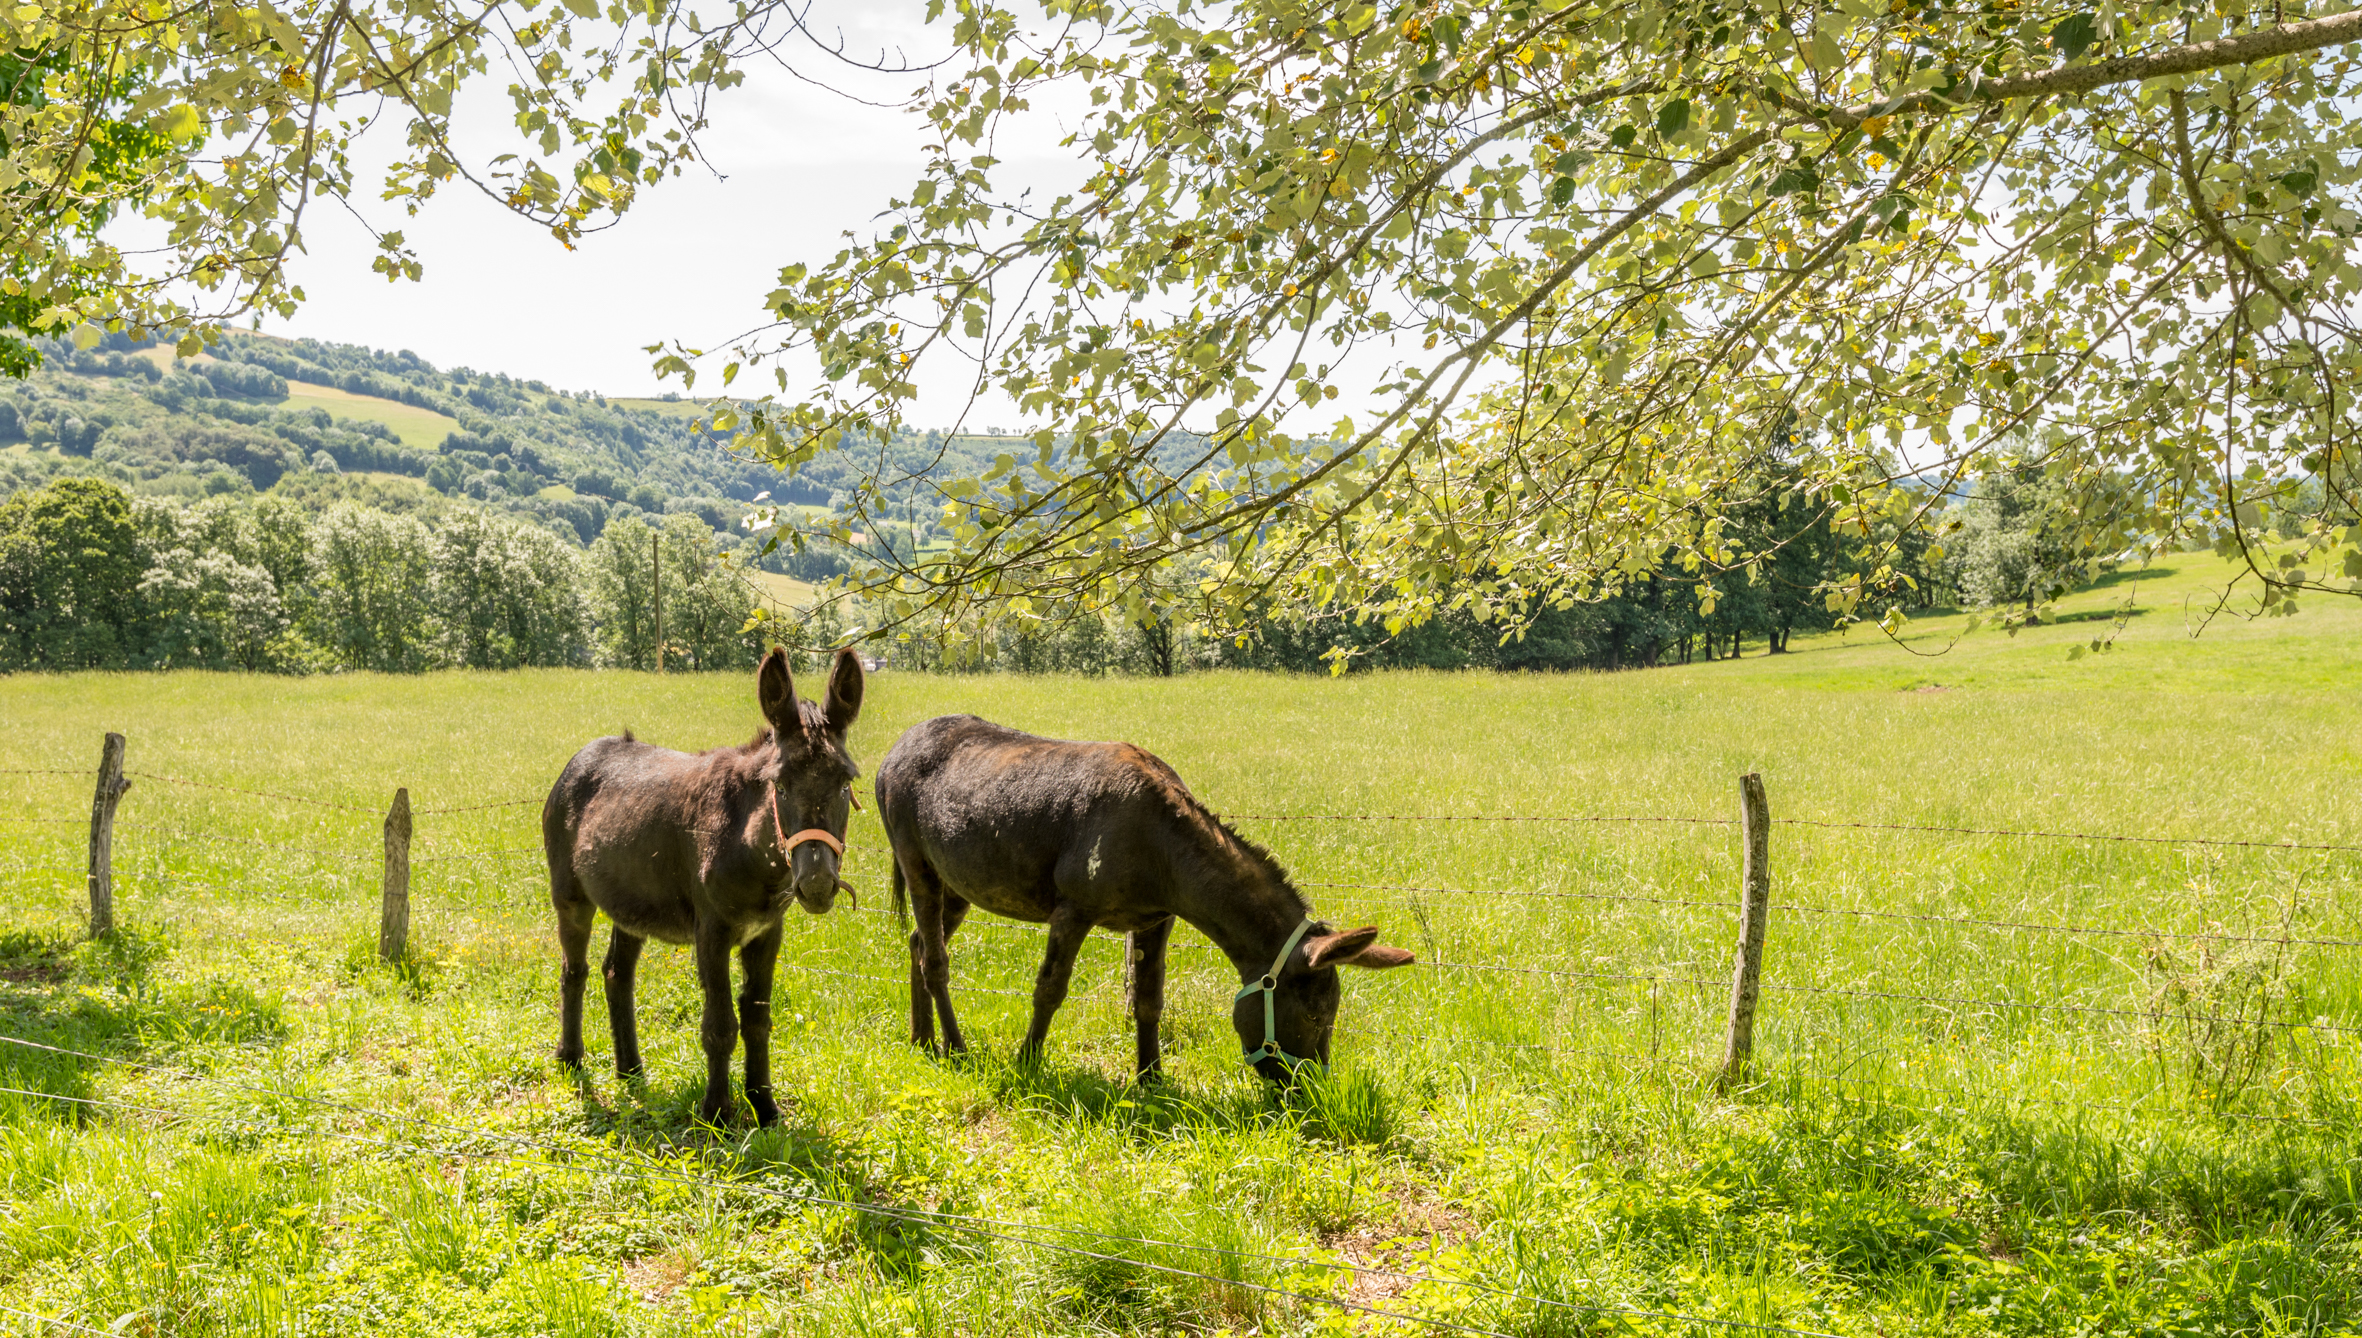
[756, 646, 799, 735]
[1304, 926, 1412, 971]
[823, 646, 864, 733]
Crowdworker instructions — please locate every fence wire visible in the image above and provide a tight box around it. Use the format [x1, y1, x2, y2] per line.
[1237, 808, 2362, 855]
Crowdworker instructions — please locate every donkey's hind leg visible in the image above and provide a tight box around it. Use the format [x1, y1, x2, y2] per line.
[554, 884, 596, 1069]
[603, 926, 649, 1080]
[1019, 903, 1095, 1061]
[905, 859, 968, 1057]
[937, 897, 971, 1053]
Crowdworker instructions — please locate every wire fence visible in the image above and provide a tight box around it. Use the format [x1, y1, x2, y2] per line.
[4, 743, 2358, 1332]
[5, 741, 2357, 1116]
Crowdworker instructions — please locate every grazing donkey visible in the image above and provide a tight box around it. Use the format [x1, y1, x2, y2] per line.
[876, 714, 1411, 1082]
[544, 646, 864, 1125]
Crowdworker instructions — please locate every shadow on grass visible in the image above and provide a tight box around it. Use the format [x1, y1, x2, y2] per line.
[560, 1059, 977, 1280]
[2044, 606, 2151, 625]
[0, 923, 285, 1120]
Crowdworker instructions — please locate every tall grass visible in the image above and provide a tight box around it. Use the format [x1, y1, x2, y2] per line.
[0, 552, 2356, 1334]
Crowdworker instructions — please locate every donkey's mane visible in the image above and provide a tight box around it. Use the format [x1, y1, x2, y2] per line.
[1140, 763, 1308, 916]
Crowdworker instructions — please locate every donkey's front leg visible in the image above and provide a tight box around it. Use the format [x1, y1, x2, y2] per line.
[738, 924, 783, 1127]
[1124, 916, 1175, 1083]
[692, 918, 740, 1125]
[1019, 905, 1095, 1060]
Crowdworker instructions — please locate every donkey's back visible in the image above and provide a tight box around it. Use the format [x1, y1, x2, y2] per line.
[875, 714, 1202, 922]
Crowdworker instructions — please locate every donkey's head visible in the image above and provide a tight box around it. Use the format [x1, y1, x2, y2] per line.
[1234, 923, 1413, 1082]
[756, 644, 865, 914]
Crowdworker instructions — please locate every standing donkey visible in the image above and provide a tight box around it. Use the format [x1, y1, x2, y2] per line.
[544, 646, 864, 1124]
[876, 714, 1411, 1082]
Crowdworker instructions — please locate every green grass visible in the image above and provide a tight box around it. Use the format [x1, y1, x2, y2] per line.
[280, 380, 461, 450]
[0, 550, 2358, 1335]
[609, 398, 705, 420]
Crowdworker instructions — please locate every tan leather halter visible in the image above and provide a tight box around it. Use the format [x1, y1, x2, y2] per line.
[772, 783, 847, 858]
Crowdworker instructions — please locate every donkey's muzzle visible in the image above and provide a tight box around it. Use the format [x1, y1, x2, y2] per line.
[784, 827, 847, 913]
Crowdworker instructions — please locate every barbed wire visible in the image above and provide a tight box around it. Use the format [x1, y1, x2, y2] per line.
[123, 770, 381, 814]
[1232, 812, 1732, 826]
[0, 769, 86, 778]
[1753, 977, 2362, 1035]
[118, 829, 358, 859]
[411, 797, 544, 816]
[1776, 816, 2362, 854]
[1308, 880, 2362, 949]
[1231, 809, 2362, 855]
[412, 846, 542, 864]
[1424, 959, 1717, 989]
[779, 959, 1033, 999]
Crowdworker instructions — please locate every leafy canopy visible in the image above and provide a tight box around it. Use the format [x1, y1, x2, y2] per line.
[703, 0, 2362, 657]
[0, 0, 831, 364]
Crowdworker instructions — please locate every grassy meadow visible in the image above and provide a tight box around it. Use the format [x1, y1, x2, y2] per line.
[0, 551, 2358, 1336]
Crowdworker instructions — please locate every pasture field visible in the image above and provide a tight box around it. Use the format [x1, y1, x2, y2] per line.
[278, 381, 461, 450]
[1, 553, 2359, 1336]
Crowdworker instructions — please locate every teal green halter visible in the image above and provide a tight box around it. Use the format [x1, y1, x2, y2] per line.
[1236, 916, 1318, 1069]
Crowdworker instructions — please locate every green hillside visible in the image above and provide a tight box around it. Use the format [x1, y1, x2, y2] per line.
[0, 332, 1011, 578]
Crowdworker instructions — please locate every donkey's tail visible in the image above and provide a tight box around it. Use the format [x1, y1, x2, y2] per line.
[890, 853, 908, 928]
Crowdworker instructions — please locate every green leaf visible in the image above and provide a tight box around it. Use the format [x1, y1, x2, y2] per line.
[2049, 13, 2099, 62]
[1656, 99, 1690, 136]
[1548, 176, 1576, 207]
[1768, 166, 1820, 197]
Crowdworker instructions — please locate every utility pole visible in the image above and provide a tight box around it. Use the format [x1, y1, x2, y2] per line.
[651, 527, 665, 674]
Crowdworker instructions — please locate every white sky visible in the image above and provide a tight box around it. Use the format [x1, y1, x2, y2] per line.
[253, 2, 1409, 440]
[264, 3, 1031, 419]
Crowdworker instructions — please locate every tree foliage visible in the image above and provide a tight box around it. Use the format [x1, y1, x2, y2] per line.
[703, 0, 2362, 660]
[1, 0, 826, 357]
[0, 478, 777, 672]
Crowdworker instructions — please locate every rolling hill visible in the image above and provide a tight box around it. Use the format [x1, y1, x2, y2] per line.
[0, 331, 1019, 577]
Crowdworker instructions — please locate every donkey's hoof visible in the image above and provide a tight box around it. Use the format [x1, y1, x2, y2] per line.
[750, 1095, 782, 1127]
[555, 1048, 585, 1070]
[695, 1099, 733, 1127]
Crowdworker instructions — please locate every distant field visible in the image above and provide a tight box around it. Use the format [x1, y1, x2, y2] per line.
[281, 380, 458, 450]
[745, 567, 818, 608]
[128, 346, 462, 450]
[0, 553, 2357, 1335]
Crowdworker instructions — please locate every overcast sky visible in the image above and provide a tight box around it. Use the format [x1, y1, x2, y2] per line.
[265, 3, 1030, 420]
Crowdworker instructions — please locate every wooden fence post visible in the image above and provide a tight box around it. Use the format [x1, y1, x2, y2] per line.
[380, 787, 412, 964]
[85, 732, 130, 938]
[1718, 772, 1772, 1091]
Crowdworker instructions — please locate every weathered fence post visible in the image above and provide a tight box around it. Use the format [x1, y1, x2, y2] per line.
[1718, 772, 1772, 1091]
[380, 787, 412, 964]
[85, 732, 130, 938]
[652, 529, 665, 674]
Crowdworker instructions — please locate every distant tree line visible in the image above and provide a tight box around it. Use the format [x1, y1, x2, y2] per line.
[0, 478, 782, 673]
[898, 453, 2138, 676]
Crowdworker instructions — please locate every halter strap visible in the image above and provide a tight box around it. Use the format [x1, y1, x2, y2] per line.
[771, 784, 845, 856]
[1235, 915, 1317, 1069]
[784, 828, 844, 856]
